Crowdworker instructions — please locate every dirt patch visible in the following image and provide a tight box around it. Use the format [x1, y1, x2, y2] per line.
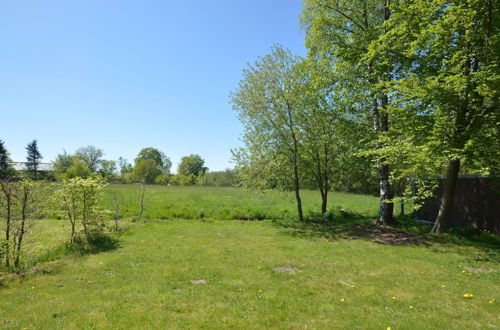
[274, 266, 298, 274]
[463, 267, 496, 274]
[350, 223, 430, 246]
[191, 279, 207, 284]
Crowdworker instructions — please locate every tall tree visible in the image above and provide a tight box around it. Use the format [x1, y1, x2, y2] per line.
[135, 148, 172, 174]
[370, 0, 500, 233]
[231, 45, 305, 221]
[75, 146, 104, 173]
[177, 154, 208, 177]
[302, 0, 395, 223]
[26, 139, 42, 179]
[0, 140, 14, 179]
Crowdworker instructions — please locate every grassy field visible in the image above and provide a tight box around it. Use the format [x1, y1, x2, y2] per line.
[99, 184, 381, 220]
[1, 186, 498, 328]
[0, 220, 498, 329]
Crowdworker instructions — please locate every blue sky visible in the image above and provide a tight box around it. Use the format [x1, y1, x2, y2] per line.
[0, 0, 306, 172]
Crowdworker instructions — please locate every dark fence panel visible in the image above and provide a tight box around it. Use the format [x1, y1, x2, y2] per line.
[417, 177, 500, 234]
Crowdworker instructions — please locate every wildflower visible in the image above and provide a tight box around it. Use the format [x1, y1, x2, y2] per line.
[340, 298, 345, 302]
[387, 327, 392, 330]
[462, 270, 466, 273]
[463, 293, 473, 298]
[31, 286, 35, 289]
[258, 289, 262, 293]
[391, 296, 397, 300]
[441, 285, 446, 288]
[488, 299, 495, 304]
[351, 285, 356, 288]
[88, 280, 93, 284]
[409, 305, 414, 309]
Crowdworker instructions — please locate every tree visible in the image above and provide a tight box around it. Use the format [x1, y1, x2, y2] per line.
[118, 157, 133, 175]
[231, 45, 305, 221]
[26, 139, 43, 179]
[12, 179, 43, 267]
[133, 159, 162, 184]
[177, 154, 208, 177]
[53, 150, 73, 175]
[65, 158, 92, 179]
[302, 0, 396, 223]
[75, 146, 104, 173]
[0, 140, 14, 179]
[135, 148, 172, 174]
[0, 180, 17, 267]
[99, 160, 117, 181]
[370, 0, 500, 233]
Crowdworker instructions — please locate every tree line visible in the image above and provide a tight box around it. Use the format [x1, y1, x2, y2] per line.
[231, 0, 499, 233]
[0, 140, 239, 187]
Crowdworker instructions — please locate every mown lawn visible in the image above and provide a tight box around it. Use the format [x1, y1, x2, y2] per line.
[1, 220, 498, 329]
[99, 184, 382, 220]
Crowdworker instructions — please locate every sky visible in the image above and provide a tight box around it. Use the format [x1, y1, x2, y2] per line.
[0, 0, 307, 172]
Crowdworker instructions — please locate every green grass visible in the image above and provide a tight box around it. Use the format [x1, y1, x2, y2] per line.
[100, 184, 381, 220]
[1, 219, 498, 329]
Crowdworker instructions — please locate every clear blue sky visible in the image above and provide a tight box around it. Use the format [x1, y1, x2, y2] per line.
[0, 0, 306, 172]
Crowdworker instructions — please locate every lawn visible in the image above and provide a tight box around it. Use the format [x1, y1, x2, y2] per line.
[0, 219, 498, 329]
[99, 184, 382, 220]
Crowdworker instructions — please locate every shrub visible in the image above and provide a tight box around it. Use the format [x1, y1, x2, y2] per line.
[53, 177, 111, 244]
[155, 173, 172, 185]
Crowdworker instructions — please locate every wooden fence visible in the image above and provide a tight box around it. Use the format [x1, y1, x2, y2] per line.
[416, 176, 500, 234]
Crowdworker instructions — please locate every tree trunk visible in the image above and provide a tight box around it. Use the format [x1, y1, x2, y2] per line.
[378, 162, 394, 224]
[371, 92, 394, 224]
[431, 159, 460, 234]
[321, 190, 328, 214]
[292, 162, 304, 221]
[400, 198, 405, 217]
[139, 183, 146, 220]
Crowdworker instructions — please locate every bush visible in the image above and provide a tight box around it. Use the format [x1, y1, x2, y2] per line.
[155, 173, 172, 185]
[171, 174, 197, 186]
[53, 177, 111, 244]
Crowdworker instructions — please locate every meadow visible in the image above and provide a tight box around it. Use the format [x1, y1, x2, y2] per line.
[0, 185, 498, 329]
[99, 184, 382, 220]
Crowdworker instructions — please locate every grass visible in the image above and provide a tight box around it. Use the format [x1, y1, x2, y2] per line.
[0, 219, 498, 329]
[0, 186, 498, 328]
[99, 184, 381, 220]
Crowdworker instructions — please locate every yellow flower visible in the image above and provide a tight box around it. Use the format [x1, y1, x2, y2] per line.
[462, 270, 466, 273]
[340, 298, 345, 302]
[409, 306, 414, 309]
[31, 286, 35, 289]
[463, 293, 474, 298]
[391, 296, 397, 300]
[88, 280, 93, 284]
[258, 289, 262, 293]
[351, 285, 356, 288]
[387, 327, 392, 330]
[441, 285, 446, 288]
[488, 299, 495, 304]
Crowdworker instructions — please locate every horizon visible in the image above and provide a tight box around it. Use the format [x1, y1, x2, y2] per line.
[0, 0, 306, 171]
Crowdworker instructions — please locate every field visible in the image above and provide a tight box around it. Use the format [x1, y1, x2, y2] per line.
[0, 186, 499, 329]
[99, 184, 382, 220]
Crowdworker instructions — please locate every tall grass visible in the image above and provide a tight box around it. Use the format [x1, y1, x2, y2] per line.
[99, 184, 381, 220]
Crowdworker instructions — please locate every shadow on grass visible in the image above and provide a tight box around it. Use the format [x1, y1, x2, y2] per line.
[72, 235, 121, 255]
[0, 235, 121, 288]
[274, 213, 500, 251]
